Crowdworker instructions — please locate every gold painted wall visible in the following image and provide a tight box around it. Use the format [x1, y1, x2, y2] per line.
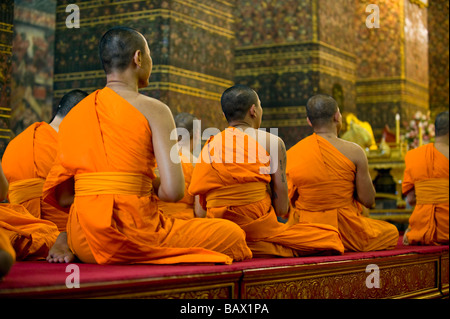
[0, 0, 14, 157]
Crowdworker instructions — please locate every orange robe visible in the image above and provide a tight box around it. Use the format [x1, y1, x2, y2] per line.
[0, 204, 58, 260]
[157, 154, 195, 219]
[42, 87, 252, 265]
[287, 134, 399, 252]
[189, 127, 345, 257]
[402, 143, 449, 245]
[2, 122, 68, 231]
[0, 224, 15, 262]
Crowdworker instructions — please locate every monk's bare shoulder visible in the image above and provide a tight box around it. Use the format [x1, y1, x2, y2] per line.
[258, 129, 284, 156]
[337, 138, 368, 167]
[132, 94, 173, 125]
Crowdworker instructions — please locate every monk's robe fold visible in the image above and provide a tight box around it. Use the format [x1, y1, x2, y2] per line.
[2, 122, 68, 231]
[157, 153, 195, 219]
[0, 225, 15, 263]
[287, 133, 399, 252]
[189, 127, 345, 257]
[0, 204, 58, 260]
[43, 88, 251, 265]
[402, 143, 449, 245]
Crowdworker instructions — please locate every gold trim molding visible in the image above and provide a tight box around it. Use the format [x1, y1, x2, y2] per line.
[409, 0, 428, 8]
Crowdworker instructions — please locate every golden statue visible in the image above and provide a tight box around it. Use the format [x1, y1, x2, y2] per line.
[341, 113, 378, 151]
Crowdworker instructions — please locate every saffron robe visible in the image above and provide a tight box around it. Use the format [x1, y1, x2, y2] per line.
[157, 154, 195, 220]
[43, 88, 252, 265]
[189, 127, 345, 257]
[2, 122, 68, 231]
[286, 134, 399, 252]
[0, 204, 58, 260]
[402, 143, 449, 245]
[0, 223, 15, 262]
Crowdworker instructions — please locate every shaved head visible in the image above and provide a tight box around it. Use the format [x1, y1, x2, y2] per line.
[54, 89, 88, 119]
[99, 27, 146, 74]
[175, 112, 198, 137]
[306, 94, 339, 128]
[435, 111, 449, 137]
[221, 84, 258, 123]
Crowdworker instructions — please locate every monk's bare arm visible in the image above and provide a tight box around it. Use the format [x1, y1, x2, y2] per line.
[140, 97, 184, 202]
[55, 177, 75, 208]
[194, 196, 206, 218]
[270, 137, 289, 216]
[405, 189, 416, 206]
[353, 145, 375, 208]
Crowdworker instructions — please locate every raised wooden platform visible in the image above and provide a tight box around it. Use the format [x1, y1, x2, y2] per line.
[0, 239, 448, 299]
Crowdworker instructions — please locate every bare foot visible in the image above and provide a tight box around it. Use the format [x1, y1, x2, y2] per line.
[403, 227, 411, 246]
[47, 232, 75, 263]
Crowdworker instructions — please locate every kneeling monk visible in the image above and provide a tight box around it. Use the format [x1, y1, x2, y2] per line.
[189, 85, 344, 257]
[402, 111, 449, 245]
[286, 94, 399, 252]
[43, 27, 252, 265]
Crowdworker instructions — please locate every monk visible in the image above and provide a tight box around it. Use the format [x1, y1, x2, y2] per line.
[402, 111, 449, 246]
[43, 27, 252, 265]
[157, 113, 199, 219]
[2, 89, 88, 230]
[286, 94, 399, 252]
[0, 158, 61, 262]
[0, 163, 15, 279]
[189, 85, 345, 257]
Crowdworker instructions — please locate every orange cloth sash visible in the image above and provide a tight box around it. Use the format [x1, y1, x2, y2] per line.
[206, 182, 267, 208]
[75, 172, 152, 197]
[8, 178, 45, 204]
[415, 178, 449, 205]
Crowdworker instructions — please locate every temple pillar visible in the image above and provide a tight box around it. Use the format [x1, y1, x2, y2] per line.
[427, 0, 449, 118]
[53, 0, 235, 131]
[355, 0, 429, 139]
[234, 0, 357, 148]
[0, 0, 14, 157]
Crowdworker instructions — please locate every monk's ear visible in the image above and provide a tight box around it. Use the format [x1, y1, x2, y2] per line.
[249, 104, 256, 118]
[306, 117, 313, 128]
[133, 50, 142, 68]
[334, 109, 342, 123]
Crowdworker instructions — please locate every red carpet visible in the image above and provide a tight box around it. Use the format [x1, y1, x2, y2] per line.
[1, 236, 448, 292]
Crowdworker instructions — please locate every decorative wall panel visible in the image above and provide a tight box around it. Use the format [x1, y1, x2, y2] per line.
[0, 0, 14, 157]
[54, 0, 235, 132]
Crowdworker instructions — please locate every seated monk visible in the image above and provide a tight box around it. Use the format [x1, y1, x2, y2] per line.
[402, 111, 449, 246]
[157, 113, 200, 219]
[0, 160, 60, 262]
[42, 27, 252, 265]
[286, 94, 399, 252]
[189, 85, 345, 257]
[1, 90, 87, 263]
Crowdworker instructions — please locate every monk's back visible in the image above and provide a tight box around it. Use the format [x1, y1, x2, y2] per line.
[95, 88, 156, 175]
